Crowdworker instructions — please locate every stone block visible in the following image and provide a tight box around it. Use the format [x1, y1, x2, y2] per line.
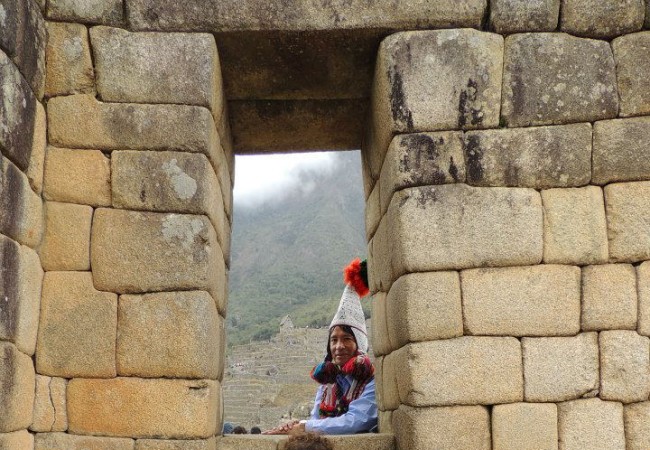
[593, 117, 650, 184]
[0, 234, 43, 355]
[0, 430, 33, 450]
[647, 0, 650, 28]
[392, 405, 490, 450]
[369, 29, 503, 178]
[219, 436, 282, 450]
[68, 378, 219, 439]
[327, 434, 395, 450]
[47, 95, 222, 172]
[47, 0, 123, 25]
[396, 338, 523, 406]
[91, 209, 226, 310]
[640, 262, 650, 336]
[43, 147, 111, 206]
[492, 403, 558, 450]
[370, 292, 391, 356]
[0, 342, 34, 432]
[34, 433, 134, 450]
[605, 181, 650, 262]
[464, 123, 592, 188]
[44, 22, 95, 98]
[542, 187, 608, 265]
[502, 33, 618, 127]
[365, 182, 380, 240]
[36, 271, 117, 378]
[613, 32, 650, 117]
[380, 132, 465, 215]
[560, 0, 645, 38]
[600, 330, 650, 403]
[378, 410, 393, 434]
[381, 350, 401, 411]
[558, 398, 625, 450]
[91, 26, 223, 114]
[374, 356, 385, 410]
[490, 0, 560, 33]
[522, 332, 599, 402]
[386, 271, 462, 348]
[582, 264, 637, 330]
[135, 438, 216, 450]
[462, 265, 580, 336]
[39, 201, 93, 271]
[31, 375, 67, 432]
[27, 100, 46, 194]
[111, 151, 225, 251]
[117, 291, 222, 379]
[625, 402, 650, 450]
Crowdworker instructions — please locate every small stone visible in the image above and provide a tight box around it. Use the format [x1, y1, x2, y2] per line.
[370, 292, 391, 357]
[639, 262, 650, 336]
[613, 32, 650, 117]
[39, 201, 93, 271]
[0, 430, 33, 450]
[381, 350, 402, 411]
[365, 182, 380, 240]
[605, 181, 650, 262]
[593, 117, 650, 184]
[582, 264, 637, 330]
[44, 22, 95, 98]
[34, 432, 134, 450]
[492, 403, 558, 450]
[0, 342, 35, 433]
[600, 330, 650, 403]
[135, 438, 216, 450]
[561, 0, 645, 38]
[31, 375, 68, 432]
[625, 402, 650, 450]
[26, 100, 46, 194]
[47, 0, 124, 25]
[378, 411, 393, 434]
[558, 398, 625, 450]
[490, 0, 560, 33]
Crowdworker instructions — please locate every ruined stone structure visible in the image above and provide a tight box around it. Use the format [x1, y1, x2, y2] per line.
[1, 0, 650, 449]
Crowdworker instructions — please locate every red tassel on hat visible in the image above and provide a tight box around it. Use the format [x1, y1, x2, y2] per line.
[343, 258, 369, 298]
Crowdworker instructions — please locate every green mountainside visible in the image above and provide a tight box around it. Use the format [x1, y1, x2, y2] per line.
[227, 151, 368, 346]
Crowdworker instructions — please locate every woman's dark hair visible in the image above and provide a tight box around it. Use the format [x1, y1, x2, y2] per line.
[285, 432, 333, 450]
[327, 324, 357, 358]
[232, 426, 247, 434]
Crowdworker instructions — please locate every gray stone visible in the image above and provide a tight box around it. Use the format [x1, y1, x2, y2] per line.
[490, 0, 560, 33]
[34, 432, 134, 450]
[0, 342, 35, 433]
[26, 100, 46, 194]
[44, 22, 95, 98]
[600, 331, 650, 403]
[365, 182, 380, 241]
[625, 402, 650, 450]
[492, 403, 558, 450]
[639, 262, 650, 336]
[502, 33, 618, 127]
[593, 117, 650, 184]
[612, 32, 650, 117]
[582, 264, 637, 331]
[382, 350, 401, 411]
[0, 430, 33, 450]
[561, 0, 645, 38]
[605, 181, 650, 262]
[558, 398, 625, 450]
[647, 0, 650, 28]
[464, 123, 592, 188]
[370, 292, 392, 357]
[47, 0, 124, 25]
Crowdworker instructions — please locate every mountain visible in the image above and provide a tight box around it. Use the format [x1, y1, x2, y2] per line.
[227, 150, 368, 345]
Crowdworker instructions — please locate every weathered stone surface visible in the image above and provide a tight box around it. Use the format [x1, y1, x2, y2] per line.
[640, 262, 650, 336]
[0, 430, 33, 450]
[369, 29, 503, 179]
[370, 292, 391, 357]
[68, 378, 219, 438]
[218, 436, 282, 450]
[43, 147, 111, 206]
[613, 32, 650, 117]
[44, 22, 95, 98]
[395, 338, 523, 406]
[31, 375, 67, 432]
[0, 234, 43, 355]
[523, 332, 599, 402]
[380, 132, 465, 215]
[561, 0, 645, 38]
[135, 438, 216, 450]
[392, 405, 490, 450]
[647, 0, 650, 28]
[36, 271, 117, 378]
[91, 27, 222, 114]
[386, 271, 462, 348]
[492, 403, 558, 450]
[558, 398, 625, 450]
[26, 100, 46, 194]
[91, 209, 226, 310]
[374, 356, 385, 410]
[47, 94, 222, 170]
[625, 402, 650, 450]
[582, 264, 637, 330]
[378, 410, 393, 434]
[365, 182, 380, 240]
[594, 117, 650, 184]
[600, 330, 650, 403]
[326, 434, 395, 450]
[465, 123, 592, 188]
[39, 201, 93, 271]
[542, 187, 608, 265]
[502, 33, 618, 127]
[47, 0, 123, 25]
[0, 342, 34, 432]
[462, 265, 580, 336]
[381, 350, 402, 411]
[35, 433, 134, 450]
[605, 181, 650, 262]
[118, 291, 222, 379]
[490, 0, 560, 33]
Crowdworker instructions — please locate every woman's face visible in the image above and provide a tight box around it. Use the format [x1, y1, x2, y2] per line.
[329, 326, 358, 366]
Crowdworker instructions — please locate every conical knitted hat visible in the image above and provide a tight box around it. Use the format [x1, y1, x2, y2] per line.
[329, 259, 370, 353]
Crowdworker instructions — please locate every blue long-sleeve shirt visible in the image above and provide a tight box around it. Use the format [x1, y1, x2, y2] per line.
[305, 377, 377, 434]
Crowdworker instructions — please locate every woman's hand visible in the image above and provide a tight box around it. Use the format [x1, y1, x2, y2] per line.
[262, 420, 300, 435]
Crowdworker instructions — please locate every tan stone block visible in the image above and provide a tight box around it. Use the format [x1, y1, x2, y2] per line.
[43, 147, 111, 206]
[327, 434, 395, 450]
[462, 265, 580, 336]
[465, 124, 592, 188]
[374, 356, 385, 410]
[44, 22, 95, 97]
[365, 182, 380, 241]
[36, 271, 117, 378]
[396, 338, 523, 406]
[381, 350, 401, 411]
[606, 181, 650, 262]
[27, 101, 46, 194]
[542, 187, 608, 265]
[393, 405, 490, 450]
[378, 410, 393, 434]
[370, 292, 391, 356]
[600, 330, 650, 403]
[613, 32, 650, 117]
[39, 201, 93, 271]
[0, 430, 33, 450]
[219, 436, 282, 450]
[560, 0, 645, 38]
[31, 375, 67, 432]
[135, 438, 216, 450]
[625, 402, 650, 450]
[386, 271, 462, 348]
[47, 0, 123, 25]
[492, 403, 558, 450]
[523, 333, 599, 402]
[582, 264, 637, 330]
[490, 0, 560, 33]
[558, 398, 625, 450]
[0, 342, 35, 432]
[502, 33, 618, 127]
[639, 262, 650, 336]
[35, 432, 134, 450]
[68, 378, 219, 438]
[593, 117, 650, 184]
